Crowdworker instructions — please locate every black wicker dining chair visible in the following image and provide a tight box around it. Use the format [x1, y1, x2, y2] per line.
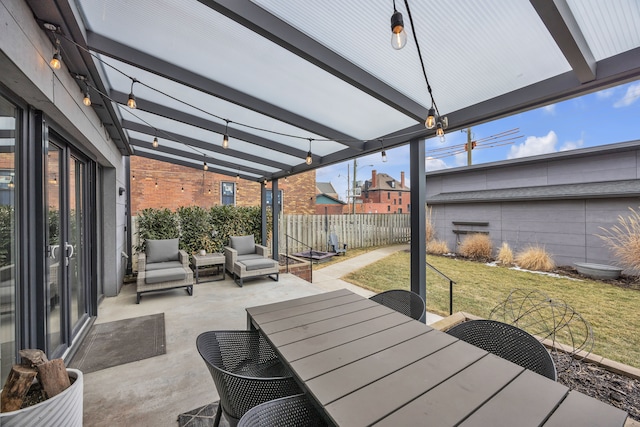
[446, 319, 557, 381]
[196, 330, 302, 427]
[369, 289, 425, 321]
[237, 394, 327, 427]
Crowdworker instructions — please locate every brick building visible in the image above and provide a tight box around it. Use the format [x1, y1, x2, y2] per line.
[315, 182, 345, 214]
[130, 157, 316, 214]
[356, 170, 410, 214]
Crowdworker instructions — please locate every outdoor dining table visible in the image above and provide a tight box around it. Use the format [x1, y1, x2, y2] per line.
[246, 288, 628, 427]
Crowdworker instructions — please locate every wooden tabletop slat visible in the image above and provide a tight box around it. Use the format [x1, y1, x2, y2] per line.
[307, 330, 457, 405]
[542, 391, 628, 427]
[458, 370, 569, 427]
[250, 293, 365, 324]
[258, 299, 378, 334]
[291, 320, 438, 382]
[269, 305, 412, 352]
[245, 289, 352, 316]
[373, 354, 524, 427]
[324, 340, 487, 427]
[278, 311, 413, 362]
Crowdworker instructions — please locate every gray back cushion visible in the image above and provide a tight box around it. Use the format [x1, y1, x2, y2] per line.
[230, 235, 256, 255]
[146, 239, 179, 263]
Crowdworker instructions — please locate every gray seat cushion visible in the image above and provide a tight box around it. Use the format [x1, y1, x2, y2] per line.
[237, 254, 264, 262]
[145, 267, 189, 284]
[239, 258, 278, 271]
[230, 235, 256, 255]
[146, 239, 179, 263]
[145, 261, 183, 271]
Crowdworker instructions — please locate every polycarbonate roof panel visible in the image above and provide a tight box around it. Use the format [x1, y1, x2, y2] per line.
[252, 0, 571, 115]
[94, 55, 344, 157]
[567, 0, 640, 61]
[79, 0, 417, 140]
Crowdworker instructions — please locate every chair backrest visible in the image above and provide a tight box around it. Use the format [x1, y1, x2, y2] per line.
[229, 235, 256, 255]
[237, 394, 327, 427]
[369, 289, 425, 321]
[196, 330, 301, 425]
[446, 320, 557, 380]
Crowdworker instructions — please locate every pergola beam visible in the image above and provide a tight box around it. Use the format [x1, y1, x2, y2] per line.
[197, 0, 428, 122]
[530, 0, 596, 83]
[87, 31, 360, 149]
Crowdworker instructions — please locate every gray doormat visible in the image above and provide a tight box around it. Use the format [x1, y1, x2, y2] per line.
[69, 313, 165, 373]
[178, 401, 229, 427]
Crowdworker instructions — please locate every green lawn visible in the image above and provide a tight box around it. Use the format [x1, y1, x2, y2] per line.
[344, 252, 640, 369]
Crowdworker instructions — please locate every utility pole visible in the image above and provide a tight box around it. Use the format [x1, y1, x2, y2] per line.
[352, 159, 357, 215]
[466, 128, 472, 166]
[346, 163, 350, 214]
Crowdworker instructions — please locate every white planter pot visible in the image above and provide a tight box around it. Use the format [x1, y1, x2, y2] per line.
[574, 262, 623, 280]
[0, 368, 83, 427]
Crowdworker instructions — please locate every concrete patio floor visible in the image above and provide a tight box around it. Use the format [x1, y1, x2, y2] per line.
[81, 244, 441, 426]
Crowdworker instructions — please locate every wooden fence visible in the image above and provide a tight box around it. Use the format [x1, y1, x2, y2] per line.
[132, 213, 412, 256]
[279, 214, 411, 254]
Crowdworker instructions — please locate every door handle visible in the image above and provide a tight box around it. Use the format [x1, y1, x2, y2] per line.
[65, 242, 74, 266]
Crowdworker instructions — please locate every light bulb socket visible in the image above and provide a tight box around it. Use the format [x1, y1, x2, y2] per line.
[391, 10, 404, 33]
[127, 92, 137, 109]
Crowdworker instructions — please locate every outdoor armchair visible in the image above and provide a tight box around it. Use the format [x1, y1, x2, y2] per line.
[196, 330, 301, 427]
[224, 235, 279, 287]
[446, 319, 557, 381]
[369, 289, 425, 321]
[136, 238, 193, 304]
[237, 394, 326, 427]
[328, 233, 347, 255]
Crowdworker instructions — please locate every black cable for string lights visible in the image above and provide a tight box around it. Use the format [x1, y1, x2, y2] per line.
[403, 0, 443, 119]
[55, 31, 429, 150]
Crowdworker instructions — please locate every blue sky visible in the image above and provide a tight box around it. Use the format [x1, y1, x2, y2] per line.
[316, 79, 640, 201]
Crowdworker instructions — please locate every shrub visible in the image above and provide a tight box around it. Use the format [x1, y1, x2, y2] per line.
[427, 239, 449, 255]
[425, 205, 435, 242]
[496, 242, 514, 266]
[515, 245, 555, 272]
[134, 208, 179, 253]
[597, 207, 640, 271]
[458, 233, 493, 261]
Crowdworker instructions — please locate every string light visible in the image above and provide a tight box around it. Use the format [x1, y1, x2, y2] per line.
[83, 88, 91, 106]
[306, 139, 313, 165]
[390, 1, 407, 50]
[203, 155, 209, 171]
[50, 38, 62, 69]
[181, 186, 184, 192]
[222, 120, 230, 149]
[127, 79, 137, 109]
[381, 150, 388, 162]
[425, 107, 436, 129]
[152, 136, 159, 148]
[155, 180, 158, 188]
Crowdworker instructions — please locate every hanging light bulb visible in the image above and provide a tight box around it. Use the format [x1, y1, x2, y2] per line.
[181, 186, 184, 192]
[155, 181, 158, 188]
[222, 120, 229, 149]
[127, 80, 137, 109]
[436, 121, 446, 142]
[208, 188, 211, 195]
[132, 175, 136, 181]
[203, 162, 208, 171]
[8, 177, 14, 189]
[306, 139, 313, 165]
[50, 38, 62, 69]
[425, 107, 436, 129]
[236, 173, 240, 181]
[83, 89, 91, 106]
[390, 4, 407, 50]
[152, 137, 159, 148]
[381, 150, 388, 162]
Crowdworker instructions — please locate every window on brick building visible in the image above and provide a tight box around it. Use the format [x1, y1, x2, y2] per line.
[393, 199, 396, 205]
[399, 198, 402, 205]
[398, 191, 401, 197]
[221, 182, 235, 205]
[387, 192, 391, 199]
[398, 208, 402, 213]
[266, 189, 283, 210]
[387, 206, 390, 212]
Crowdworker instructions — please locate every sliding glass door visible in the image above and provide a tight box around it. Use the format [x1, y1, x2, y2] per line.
[46, 137, 90, 356]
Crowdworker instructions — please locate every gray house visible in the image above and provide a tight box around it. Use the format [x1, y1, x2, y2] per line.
[426, 141, 640, 268]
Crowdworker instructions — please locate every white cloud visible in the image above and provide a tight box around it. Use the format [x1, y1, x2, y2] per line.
[542, 104, 556, 115]
[507, 131, 558, 159]
[613, 83, 640, 108]
[559, 138, 584, 152]
[596, 88, 615, 99]
[426, 157, 449, 171]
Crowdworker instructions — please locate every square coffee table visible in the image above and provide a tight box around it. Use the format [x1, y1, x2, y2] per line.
[192, 253, 225, 283]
